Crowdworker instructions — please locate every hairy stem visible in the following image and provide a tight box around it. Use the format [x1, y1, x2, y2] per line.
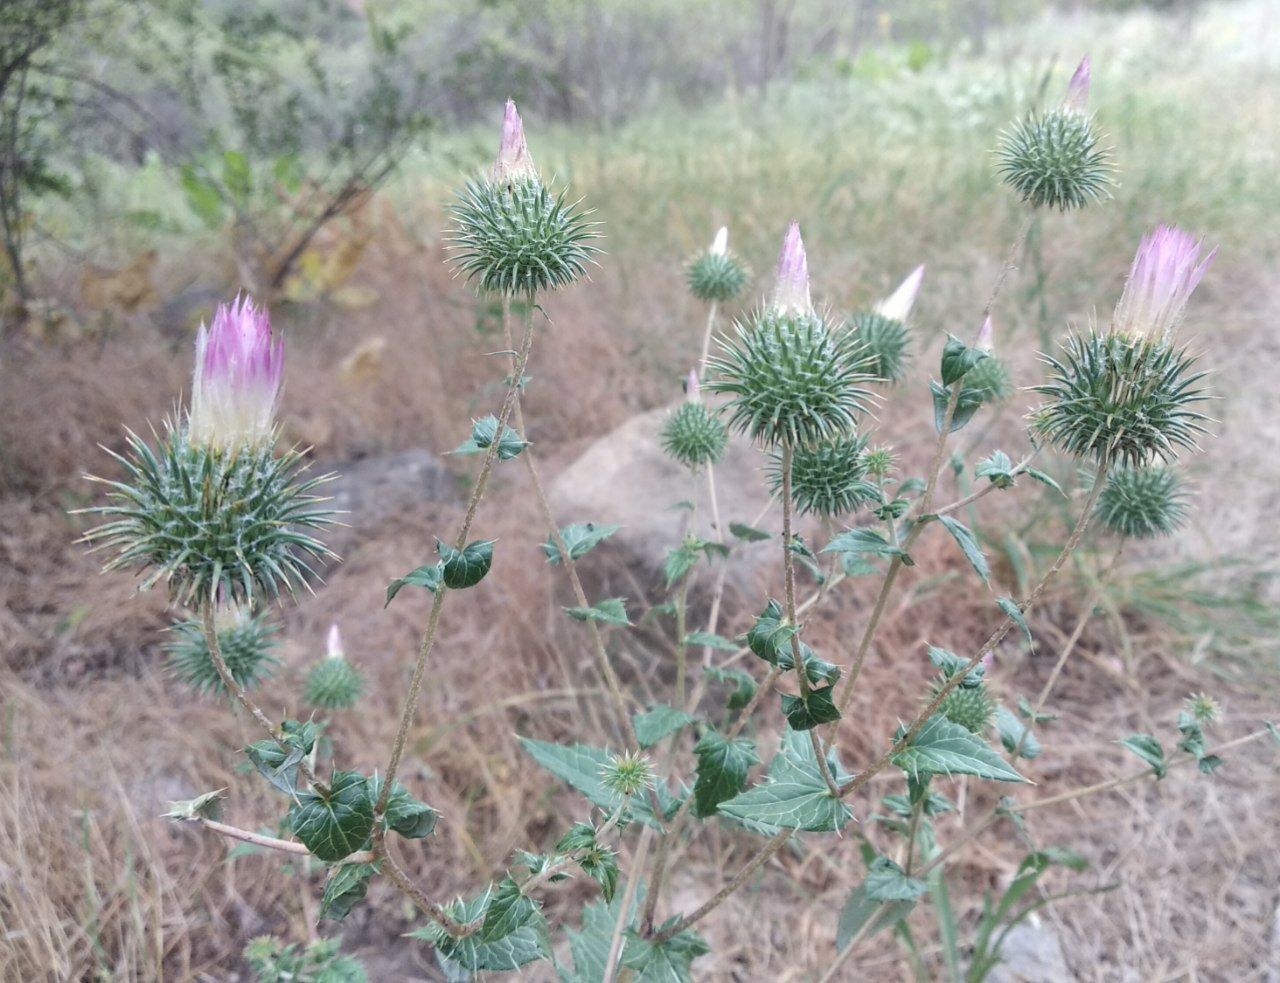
[698, 300, 720, 375]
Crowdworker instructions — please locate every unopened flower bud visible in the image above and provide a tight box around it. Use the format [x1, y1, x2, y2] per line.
[492, 99, 537, 184]
[710, 226, 729, 256]
[1063, 55, 1091, 113]
[1112, 224, 1216, 341]
[976, 315, 995, 352]
[874, 265, 925, 323]
[771, 222, 812, 316]
[189, 296, 283, 451]
[686, 369, 701, 403]
[327, 623, 345, 660]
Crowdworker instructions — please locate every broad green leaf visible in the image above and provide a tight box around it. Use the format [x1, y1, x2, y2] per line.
[565, 597, 631, 626]
[1119, 734, 1166, 778]
[998, 596, 1033, 645]
[683, 631, 737, 652]
[692, 729, 758, 818]
[729, 522, 771, 542]
[776, 641, 842, 687]
[940, 334, 990, 386]
[410, 886, 550, 972]
[557, 824, 619, 901]
[717, 731, 853, 833]
[892, 715, 1027, 783]
[245, 719, 319, 796]
[544, 523, 622, 564]
[439, 540, 494, 589]
[519, 739, 673, 828]
[928, 645, 986, 685]
[563, 895, 641, 983]
[320, 862, 378, 922]
[864, 856, 929, 902]
[472, 415, 528, 460]
[743, 598, 797, 663]
[634, 705, 697, 749]
[931, 381, 983, 433]
[288, 770, 376, 863]
[369, 776, 438, 840]
[995, 705, 1042, 760]
[703, 667, 758, 712]
[836, 883, 915, 949]
[938, 516, 990, 586]
[780, 685, 841, 731]
[621, 924, 710, 982]
[822, 527, 906, 559]
[385, 563, 443, 607]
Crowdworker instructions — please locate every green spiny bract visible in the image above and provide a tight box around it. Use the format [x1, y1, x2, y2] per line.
[1095, 464, 1189, 539]
[661, 401, 729, 470]
[996, 110, 1113, 211]
[1031, 332, 1209, 468]
[81, 427, 335, 607]
[767, 433, 877, 517]
[935, 679, 996, 734]
[964, 353, 1014, 404]
[846, 311, 910, 383]
[602, 750, 654, 797]
[687, 251, 748, 304]
[305, 656, 365, 710]
[166, 610, 280, 696]
[449, 177, 600, 296]
[706, 310, 873, 447]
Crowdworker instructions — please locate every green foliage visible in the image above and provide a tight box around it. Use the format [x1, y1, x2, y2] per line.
[847, 310, 911, 383]
[450, 177, 601, 295]
[451, 415, 528, 461]
[661, 401, 729, 470]
[1119, 734, 1166, 778]
[81, 428, 335, 607]
[836, 883, 916, 949]
[781, 685, 841, 730]
[995, 705, 1042, 760]
[687, 250, 748, 303]
[823, 527, 909, 560]
[519, 738, 675, 828]
[865, 856, 929, 902]
[385, 563, 443, 606]
[288, 771, 376, 863]
[634, 705, 697, 749]
[320, 863, 378, 923]
[940, 335, 990, 387]
[544, 522, 622, 564]
[1033, 332, 1209, 467]
[369, 776, 439, 841]
[768, 433, 878, 517]
[707, 310, 873, 447]
[409, 883, 550, 973]
[931, 380, 986, 434]
[166, 610, 280, 696]
[997, 109, 1113, 211]
[305, 656, 364, 711]
[565, 597, 631, 625]
[244, 935, 366, 983]
[621, 925, 710, 981]
[692, 729, 758, 818]
[439, 539, 495, 589]
[1096, 465, 1190, 539]
[718, 731, 853, 833]
[892, 715, 1026, 783]
[938, 515, 991, 586]
[246, 719, 320, 797]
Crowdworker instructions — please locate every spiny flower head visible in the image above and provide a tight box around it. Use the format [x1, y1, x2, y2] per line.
[768, 433, 876, 517]
[166, 606, 280, 696]
[305, 622, 364, 710]
[1184, 692, 1221, 726]
[874, 264, 925, 323]
[602, 750, 654, 797]
[1063, 55, 1091, 113]
[189, 296, 283, 451]
[661, 370, 728, 471]
[1095, 464, 1190, 539]
[687, 225, 748, 303]
[492, 99, 537, 184]
[1111, 224, 1217, 342]
[772, 221, 812, 316]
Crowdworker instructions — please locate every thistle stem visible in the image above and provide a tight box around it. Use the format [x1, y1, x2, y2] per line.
[698, 300, 719, 375]
[198, 818, 372, 863]
[377, 309, 537, 816]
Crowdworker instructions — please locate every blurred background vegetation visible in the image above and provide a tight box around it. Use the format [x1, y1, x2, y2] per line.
[1, 0, 1278, 979]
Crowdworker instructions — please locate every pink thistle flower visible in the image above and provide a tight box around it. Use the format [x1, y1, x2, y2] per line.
[686, 369, 701, 403]
[1063, 55, 1091, 113]
[874, 264, 925, 322]
[771, 221, 812, 316]
[189, 295, 283, 450]
[710, 226, 729, 256]
[976, 315, 995, 352]
[327, 623, 344, 660]
[492, 99, 538, 184]
[1112, 224, 1217, 341]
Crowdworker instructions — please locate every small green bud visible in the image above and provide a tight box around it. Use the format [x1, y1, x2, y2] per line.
[1095, 465, 1189, 539]
[661, 374, 729, 470]
[935, 679, 995, 735]
[687, 228, 748, 303]
[305, 624, 365, 710]
[768, 433, 877, 517]
[996, 110, 1113, 212]
[166, 607, 280, 697]
[862, 444, 897, 479]
[601, 750, 654, 797]
[963, 353, 1014, 404]
[1183, 692, 1221, 726]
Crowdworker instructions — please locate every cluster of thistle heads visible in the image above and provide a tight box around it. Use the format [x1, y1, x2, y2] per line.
[84, 61, 1215, 713]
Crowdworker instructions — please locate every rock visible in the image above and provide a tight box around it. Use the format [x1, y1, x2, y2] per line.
[987, 919, 1072, 982]
[548, 406, 778, 584]
[322, 449, 459, 556]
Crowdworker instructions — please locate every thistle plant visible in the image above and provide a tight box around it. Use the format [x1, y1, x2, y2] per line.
[686, 226, 747, 304]
[166, 606, 280, 696]
[85, 84, 1276, 983]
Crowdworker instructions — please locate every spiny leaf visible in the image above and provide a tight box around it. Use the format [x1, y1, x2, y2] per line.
[544, 523, 622, 564]
[288, 770, 376, 863]
[692, 729, 758, 818]
[385, 562, 443, 607]
[634, 705, 697, 749]
[565, 597, 631, 626]
[938, 516, 990, 586]
[891, 715, 1027, 783]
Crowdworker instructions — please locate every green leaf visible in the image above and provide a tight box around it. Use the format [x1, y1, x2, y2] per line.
[717, 731, 853, 833]
[564, 896, 640, 983]
[409, 886, 549, 972]
[938, 516, 990, 586]
[729, 522, 771, 542]
[621, 925, 710, 982]
[975, 450, 1016, 488]
[998, 596, 1033, 645]
[780, 685, 841, 731]
[692, 729, 758, 818]
[557, 824, 620, 901]
[931, 381, 983, 433]
[743, 598, 798, 664]
[369, 777, 438, 840]
[822, 527, 907, 560]
[663, 539, 703, 587]
[684, 631, 738, 652]
[288, 771, 376, 863]
[385, 563, 443, 607]
[519, 739, 673, 828]
[245, 719, 319, 796]
[320, 862, 378, 922]
[439, 540, 494, 589]
[892, 715, 1027, 783]
[634, 705, 697, 749]
[544, 523, 622, 564]
[941, 334, 990, 386]
[1017, 695, 1058, 724]
[1026, 467, 1066, 496]
[162, 788, 226, 821]
[864, 856, 929, 902]
[995, 705, 1042, 760]
[1119, 734, 1166, 779]
[463, 415, 528, 460]
[776, 641, 842, 687]
[703, 667, 758, 712]
[565, 597, 631, 626]
[836, 884, 915, 949]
